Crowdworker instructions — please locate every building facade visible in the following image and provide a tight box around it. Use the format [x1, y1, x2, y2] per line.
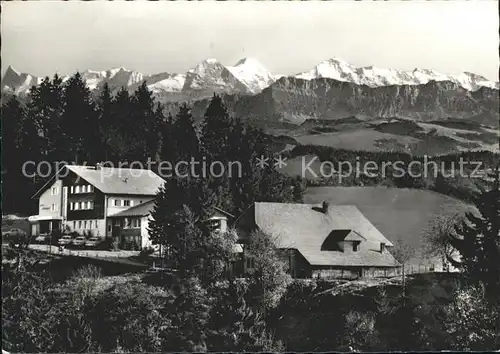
[29, 164, 165, 248]
[234, 201, 401, 279]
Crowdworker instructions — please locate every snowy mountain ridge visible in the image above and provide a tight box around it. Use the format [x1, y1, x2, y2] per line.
[2, 57, 498, 99]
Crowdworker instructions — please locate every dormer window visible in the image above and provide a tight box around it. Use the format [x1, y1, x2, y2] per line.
[380, 243, 386, 253]
[353, 241, 360, 252]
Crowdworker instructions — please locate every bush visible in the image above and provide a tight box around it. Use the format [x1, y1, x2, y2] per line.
[139, 246, 155, 259]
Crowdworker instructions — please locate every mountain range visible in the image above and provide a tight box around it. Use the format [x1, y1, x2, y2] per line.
[3, 57, 498, 98]
[2, 57, 499, 131]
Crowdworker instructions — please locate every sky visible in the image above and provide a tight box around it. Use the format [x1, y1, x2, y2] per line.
[1, 0, 499, 80]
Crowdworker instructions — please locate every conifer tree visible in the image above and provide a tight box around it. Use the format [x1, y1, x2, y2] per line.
[28, 75, 65, 162]
[158, 112, 176, 165]
[1, 96, 40, 214]
[97, 82, 114, 161]
[61, 72, 99, 164]
[172, 104, 200, 170]
[200, 94, 233, 162]
[108, 88, 132, 162]
[130, 82, 160, 162]
[447, 178, 500, 297]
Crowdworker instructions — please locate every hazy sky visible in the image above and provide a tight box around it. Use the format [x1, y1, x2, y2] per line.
[2, 1, 499, 80]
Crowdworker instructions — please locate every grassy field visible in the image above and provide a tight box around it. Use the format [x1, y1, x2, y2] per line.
[275, 118, 499, 156]
[304, 186, 474, 265]
[294, 128, 419, 152]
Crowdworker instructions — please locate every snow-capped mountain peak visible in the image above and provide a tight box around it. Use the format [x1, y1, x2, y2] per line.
[3, 57, 498, 99]
[226, 57, 275, 93]
[296, 58, 499, 91]
[1, 65, 42, 95]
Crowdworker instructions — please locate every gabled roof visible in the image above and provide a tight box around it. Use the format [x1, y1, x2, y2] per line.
[32, 165, 166, 198]
[251, 202, 398, 267]
[213, 206, 235, 219]
[110, 200, 156, 218]
[327, 229, 366, 243]
[65, 166, 165, 195]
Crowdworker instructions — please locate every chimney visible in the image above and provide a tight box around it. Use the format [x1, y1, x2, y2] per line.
[322, 201, 329, 214]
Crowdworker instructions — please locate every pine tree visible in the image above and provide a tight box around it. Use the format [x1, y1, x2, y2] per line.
[28, 75, 65, 162]
[172, 104, 200, 172]
[158, 112, 176, 166]
[97, 82, 114, 161]
[129, 82, 160, 163]
[108, 87, 132, 162]
[148, 177, 216, 273]
[1, 97, 40, 214]
[200, 94, 233, 162]
[61, 72, 99, 164]
[447, 177, 500, 297]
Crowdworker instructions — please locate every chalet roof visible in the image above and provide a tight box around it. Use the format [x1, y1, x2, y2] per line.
[110, 201, 234, 220]
[252, 202, 398, 268]
[111, 200, 156, 218]
[32, 165, 166, 198]
[66, 165, 165, 196]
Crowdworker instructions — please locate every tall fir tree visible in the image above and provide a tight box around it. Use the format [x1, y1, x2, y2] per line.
[108, 87, 132, 162]
[200, 94, 233, 162]
[129, 82, 160, 163]
[28, 75, 65, 163]
[172, 104, 200, 169]
[97, 82, 114, 162]
[1, 96, 40, 214]
[60, 72, 100, 164]
[447, 178, 500, 297]
[158, 112, 176, 165]
[148, 177, 217, 273]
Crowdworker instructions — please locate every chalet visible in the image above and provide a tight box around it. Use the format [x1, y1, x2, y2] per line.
[107, 202, 235, 250]
[29, 164, 165, 248]
[235, 201, 401, 279]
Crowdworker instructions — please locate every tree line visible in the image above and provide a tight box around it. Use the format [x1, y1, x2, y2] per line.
[1, 72, 304, 216]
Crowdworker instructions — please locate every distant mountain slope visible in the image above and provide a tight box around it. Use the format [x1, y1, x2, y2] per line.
[3, 57, 498, 99]
[296, 58, 499, 91]
[162, 77, 500, 128]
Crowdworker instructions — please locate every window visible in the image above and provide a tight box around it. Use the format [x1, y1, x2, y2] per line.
[89, 201, 94, 210]
[51, 187, 58, 195]
[78, 221, 82, 229]
[79, 202, 84, 210]
[51, 204, 57, 211]
[95, 220, 98, 228]
[123, 200, 131, 207]
[107, 224, 112, 232]
[84, 221, 87, 229]
[75, 186, 80, 194]
[70, 186, 74, 194]
[246, 257, 255, 269]
[380, 243, 386, 253]
[73, 221, 76, 229]
[88, 185, 94, 193]
[114, 199, 120, 206]
[74, 202, 79, 210]
[353, 242, 359, 252]
[133, 218, 141, 228]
